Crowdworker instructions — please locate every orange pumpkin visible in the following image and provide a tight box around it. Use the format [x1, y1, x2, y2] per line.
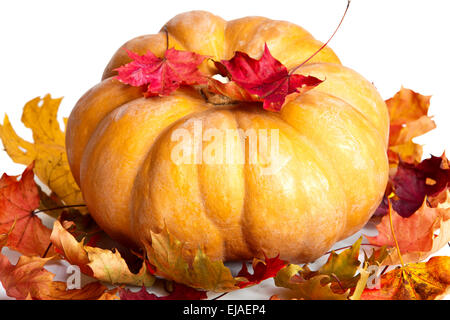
[66, 11, 389, 263]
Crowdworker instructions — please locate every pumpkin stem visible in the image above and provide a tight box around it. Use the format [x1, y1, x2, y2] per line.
[162, 25, 170, 50]
[199, 87, 240, 106]
[289, 0, 351, 75]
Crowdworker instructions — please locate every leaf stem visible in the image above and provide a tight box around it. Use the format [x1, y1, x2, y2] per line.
[42, 242, 53, 258]
[33, 204, 87, 214]
[289, 0, 351, 75]
[387, 201, 405, 267]
[211, 292, 229, 300]
[324, 243, 382, 255]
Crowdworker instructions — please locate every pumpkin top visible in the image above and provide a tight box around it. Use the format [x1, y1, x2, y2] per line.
[102, 10, 341, 80]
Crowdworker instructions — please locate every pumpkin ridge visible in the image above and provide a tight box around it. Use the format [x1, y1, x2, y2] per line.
[277, 94, 351, 239]
[231, 111, 256, 260]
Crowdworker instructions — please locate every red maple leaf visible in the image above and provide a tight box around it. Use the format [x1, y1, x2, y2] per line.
[216, 44, 322, 112]
[236, 254, 287, 288]
[374, 154, 449, 218]
[391, 154, 449, 217]
[119, 283, 207, 300]
[0, 164, 54, 257]
[114, 48, 208, 96]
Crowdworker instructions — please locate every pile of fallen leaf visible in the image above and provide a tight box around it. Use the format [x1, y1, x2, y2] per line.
[0, 54, 449, 299]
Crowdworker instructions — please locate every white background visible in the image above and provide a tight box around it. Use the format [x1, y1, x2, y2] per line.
[0, 0, 449, 300]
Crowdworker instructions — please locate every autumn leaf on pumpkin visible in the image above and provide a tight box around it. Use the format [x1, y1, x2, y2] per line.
[0, 164, 55, 257]
[0, 253, 117, 300]
[236, 254, 287, 289]
[212, 44, 322, 112]
[50, 220, 155, 287]
[115, 48, 208, 97]
[119, 283, 207, 300]
[386, 87, 436, 164]
[0, 95, 84, 210]
[144, 226, 240, 292]
[366, 201, 450, 265]
[361, 256, 450, 300]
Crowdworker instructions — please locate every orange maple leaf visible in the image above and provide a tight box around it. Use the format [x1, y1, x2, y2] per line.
[0, 253, 117, 300]
[367, 201, 449, 264]
[0, 164, 55, 257]
[386, 87, 436, 164]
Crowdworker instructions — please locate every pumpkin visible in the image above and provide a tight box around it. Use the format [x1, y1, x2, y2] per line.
[66, 11, 389, 263]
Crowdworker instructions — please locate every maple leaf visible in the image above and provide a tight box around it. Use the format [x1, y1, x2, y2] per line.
[236, 254, 287, 289]
[297, 237, 364, 294]
[0, 95, 84, 210]
[392, 154, 449, 217]
[0, 253, 117, 300]
[50, 220, 155, 286]
[319, 237, 362, 284]
[361, 256, 450, 300]
[386, 87, 436, 164]
[272, 238, 387, 300]
[274, 264, 349, 300]
[214, 44, 323, 112]
[366, 201, 449, 265]
[0, 165, 55, 257]
[144, 227, 239, 292]
[363, 246, 389, 267]
[119, 283, 207, 300]
[375, 153, 449, 218]
[115, 48, 207, 97]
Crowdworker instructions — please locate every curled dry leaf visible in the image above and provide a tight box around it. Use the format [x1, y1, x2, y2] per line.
[119, 283, 207, 300]
[386, 87, 436, 164]
[115, 48, 208, 97]
[0, 253, 117, 300]
[319, 237, 362, 284]
[50, 220, 155, 287]
[144, 227, 240, 292]
[375, 153, 449, 218]
[367, 201, 450, 265]
[274, 264, 349, 300]
[0, 95, 84, 210]
[273, 238, 374, 300]
[272, 238, 392, 300]
[0, 164, 55, 257]
[361, 256, 450, 300]
[392, 155, 449, 217]
[213, 44, 322, 112]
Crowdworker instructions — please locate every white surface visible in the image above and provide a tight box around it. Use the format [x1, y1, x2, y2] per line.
[0, 0, 449, 299]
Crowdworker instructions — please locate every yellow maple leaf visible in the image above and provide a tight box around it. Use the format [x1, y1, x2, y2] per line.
[274, 264, 349, 300]
[144, 227, 240, 292]
[0, 95, 84, 209]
